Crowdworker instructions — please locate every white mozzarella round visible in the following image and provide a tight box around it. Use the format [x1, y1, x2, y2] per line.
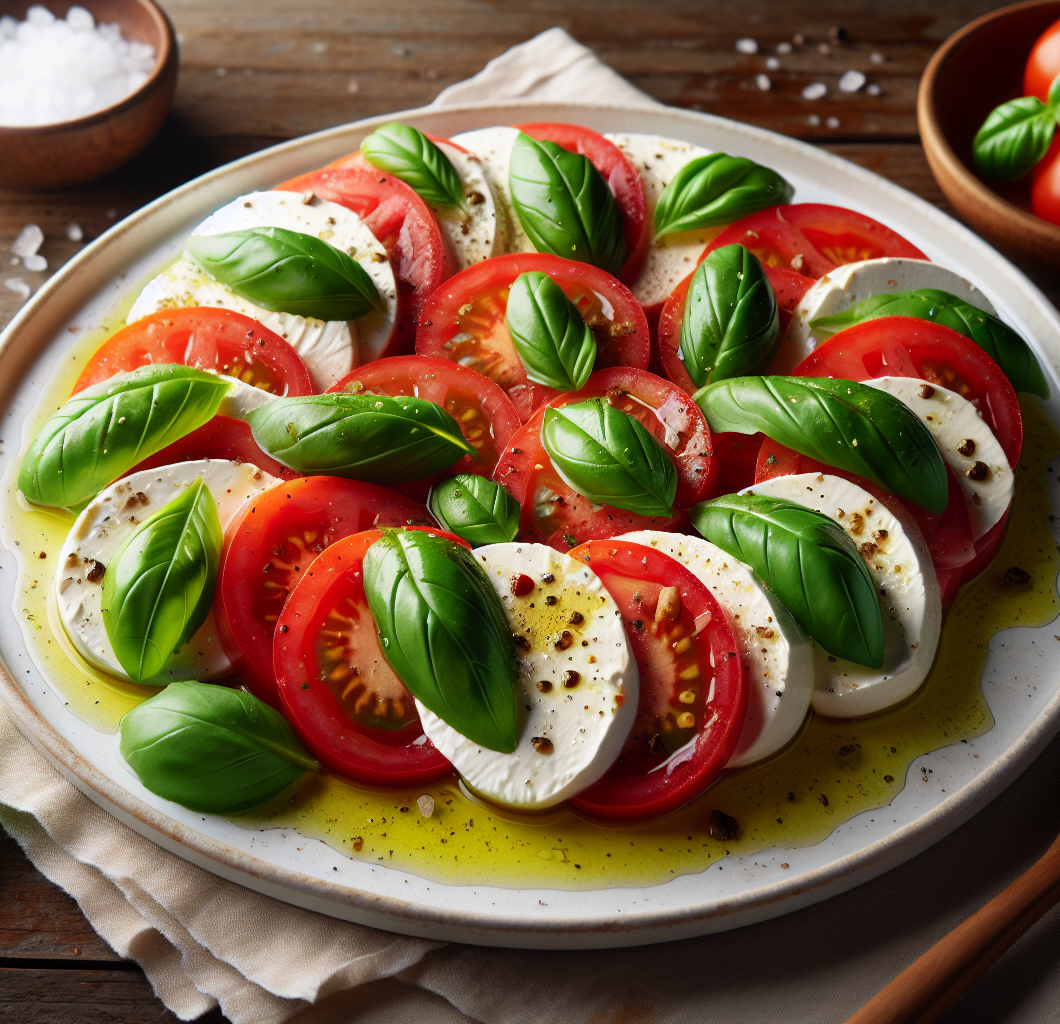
[433, 140, 506, 269]
[215, 374, 276, 420]
[128, 190, 401, 389]
[864, 376, 1013, 540]
[56, 460, 278, 685]
[742, 473, 941, 718]
[621, 529, 813, 767]
[415, 542, 638, 810]
[605, 132, 720, 309]
[773, 257, 998, 373]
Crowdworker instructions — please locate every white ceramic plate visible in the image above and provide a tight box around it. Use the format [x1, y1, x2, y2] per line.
[2, 101, 1060, 949]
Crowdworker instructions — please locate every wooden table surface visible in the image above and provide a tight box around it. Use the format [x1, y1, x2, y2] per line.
[2, 2, 1058, 1022]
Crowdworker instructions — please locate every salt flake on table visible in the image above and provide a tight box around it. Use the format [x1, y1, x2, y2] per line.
[23, 254, 47, 272]
[766, 57, 780, 70]
[802, 82, 827, 100]
[4, 278, 31, 300]
[839, 70, 866, 93]
[776, 42, 792, 55]
[871, 52, 886, 64]
[866, 83, 882, 97]
[808, 114, 821, 126]
[755, 74, 771, 92]
[11, 225, 43, 259]
[826, 117, 840, 129]
[67, 223, 83, 242]
[735, 38, 758, 54]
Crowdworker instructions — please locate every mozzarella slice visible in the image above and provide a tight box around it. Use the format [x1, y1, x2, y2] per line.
[621, 529, 813, 768]
[128, 190, 400, 389]
[742, 473, 941, 719]
[56, 460, 277, 685]
[774, 257, 998, 373]
[605, 132, 721, 309]
[415, 542, 638, 810]
[864, 376, 1013, 540]
[433, 140, 506, 269]
[216, 374, 276, 419]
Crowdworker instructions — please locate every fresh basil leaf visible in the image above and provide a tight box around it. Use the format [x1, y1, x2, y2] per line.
[101, 478, 222, 681]
[509, 133, 626, 277]
[540, 399, 677, 518]
[809, 288, 1050, 399]
[363, 529, 518, 752]
[694, 376, 947, 514]
[361, 121, 467, 210]
[119, 681, 319, 814]
[185, 226, 383, 322]
[428, 474, 521, 546]
[18, 365, 230, 509]
[654, 153, 794, 236]
[680, 243, 780, 388]
[1049, 72, 1060, 110]
[248, 393, 474, 484]
[973, 96, 1056, 181]
[505, 271, 597, 390]
[690, 493, 884, 668]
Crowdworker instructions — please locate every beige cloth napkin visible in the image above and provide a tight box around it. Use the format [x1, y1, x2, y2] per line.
[4, 25, 1060, 1024]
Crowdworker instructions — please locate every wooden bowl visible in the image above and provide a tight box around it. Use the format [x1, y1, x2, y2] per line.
[0, 0, 177, 189]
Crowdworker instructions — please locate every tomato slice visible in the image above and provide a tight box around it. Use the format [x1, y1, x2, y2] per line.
[274, 529, 454, 785]
[564, 540, 748, 820]
[515, 122, 650, 282]
[415, 252, 651, 422]
[72, 308, 315, 396]
[701, 204, 927, 313]
[492, 367, 716, 551]
[215, 476, 434, 706]
[278, 160, 454, 360]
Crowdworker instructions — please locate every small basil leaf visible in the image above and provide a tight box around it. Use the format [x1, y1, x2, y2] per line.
[248, 393, 474, 484]
[101, 478, 222, 681]
[428, 474, 521, 546]
[1049, 72, 1060, 110]
[509, 133, 627, 277]
[809, 289, 1050, 399]
[505, 271, 597, 390]
[363, 530, 518, 752]
[361, 121, 467, 210]
[973, 96, 1056, 181]
[540, 399, 677, 518]
[654, 153, 794, 236]
[695, 375, 947, 514]
[680, 243, 780, 389]
[18, 365, 230, 509]
[119, 681, 319, 814]
[185, 226, 383, 321]
[690, 493, 884, 668]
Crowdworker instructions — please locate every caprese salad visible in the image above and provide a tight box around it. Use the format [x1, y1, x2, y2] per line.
[17, 119, 1049, 827]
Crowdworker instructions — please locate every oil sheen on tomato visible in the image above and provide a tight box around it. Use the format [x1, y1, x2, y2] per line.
[5, 314, 1060, 889]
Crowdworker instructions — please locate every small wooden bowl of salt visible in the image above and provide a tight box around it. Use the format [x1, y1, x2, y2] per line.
[0, 1, 177, 189]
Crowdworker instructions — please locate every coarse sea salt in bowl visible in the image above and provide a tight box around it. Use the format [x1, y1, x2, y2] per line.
[0, 0, 176, 189]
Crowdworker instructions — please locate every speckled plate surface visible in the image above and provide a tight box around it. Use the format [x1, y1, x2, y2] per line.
[1, 101, 1059, 949]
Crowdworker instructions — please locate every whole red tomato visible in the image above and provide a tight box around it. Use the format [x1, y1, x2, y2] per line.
[1024, 17, 1060, 101]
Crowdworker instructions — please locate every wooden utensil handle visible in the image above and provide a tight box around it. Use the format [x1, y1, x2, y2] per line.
[846, 831, 1060, 1024]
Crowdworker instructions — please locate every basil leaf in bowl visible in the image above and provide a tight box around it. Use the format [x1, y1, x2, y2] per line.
[973, 95, 1056, 182]
[428, 475, 521, 547]
[361, 121, 467, 210]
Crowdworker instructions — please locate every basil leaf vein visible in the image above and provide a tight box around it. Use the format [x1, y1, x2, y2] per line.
[973, 95, 1057, 181]
[428, 474, 521, 546]
[361, 121, 467, 210]
[363, 530, 518, 752]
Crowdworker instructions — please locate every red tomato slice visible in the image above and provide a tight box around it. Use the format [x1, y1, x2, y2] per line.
[415, 253, 651, 422]
[274, 529, 455, 785]
[515, 122, 650, 282]
[1024, 17, 1060, 101]
[277, 160, 454, 360]
[215, 476, 434, 707]
[701, 204, 927, 313]
[565, 540, 747, 820]
[326, 356, 520, 500]
[72, 308, 314, 396]
[492, 367, 716, 551]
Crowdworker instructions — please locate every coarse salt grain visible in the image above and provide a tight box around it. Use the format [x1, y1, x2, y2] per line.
[871, 52, 886, 64]
[11, 224, 43, 259]
[4, 278, 31, 300]
[839, 69, 866, 93]
[826, 117, 840, 129]
[67, 223, 83, 242]
[0, 5, 156, 127]
[866, 83, 882, 97]
[776, 42, 793, 55]
[417, 794, 435, 817]
[735, 37, 758, 54]
[802, 82, 827, 100]
[766, 57, 780, 70]
[808, 114, 821, 126]
[23, 254, 47, 272]
[755, 74, 771, 91]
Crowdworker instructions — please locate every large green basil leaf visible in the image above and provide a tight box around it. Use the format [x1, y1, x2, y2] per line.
[680, 243, 780, 388]
[101, 478, 222, 681]
[654, 153, 793, 236]
[540, 399, 677, 518]
[363, 529, 518, 752]
[361, 121, 467, 210]
[19, 365, 230, 509]
[809, 288, 1050, 399]
[509, 133, 626, 277]
[428, 474, 521, 547]
[695, 376, 947, 514]
[185, 226, 382, 322]
[119, 681, 319, 814]
[973, 96, 1056, 181]
[248, 393, 475, 484]
[690, 494, 884, 668]
[505, 271, 596, 391]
